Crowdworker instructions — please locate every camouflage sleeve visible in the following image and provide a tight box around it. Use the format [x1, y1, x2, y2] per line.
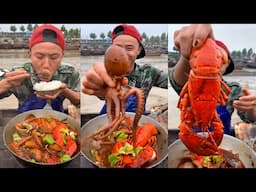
[0, 64, 27, 99]
[168, 68, 183, 95]
[225, 81, 254, 123]
[152, 66, 168, 89]
[0, 89, 12, 99]
[11, 63, 27, 71]
[225, 81, 241, 115]
[69, 70, 80, 92]
[58, 63, 80, 92]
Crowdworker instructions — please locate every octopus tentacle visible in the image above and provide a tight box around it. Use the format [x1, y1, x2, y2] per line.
[82, 118, 120, 142]
[97, 117, 124, 140]
[122, 86, 145, 129]
[106, 87, 121, 122]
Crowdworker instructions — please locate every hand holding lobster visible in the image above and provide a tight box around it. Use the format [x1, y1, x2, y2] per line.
[178, 38, 231, 156]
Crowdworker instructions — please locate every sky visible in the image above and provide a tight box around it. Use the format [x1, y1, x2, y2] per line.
[168, 24, 256, 52]
[0, 24, 80, 32]
[2, 24, 256, 53]
[0, 23, 168, 39]
[80, 24, 168, 39]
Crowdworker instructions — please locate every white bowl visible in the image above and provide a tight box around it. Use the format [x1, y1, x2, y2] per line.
[33, 80, 62, 96]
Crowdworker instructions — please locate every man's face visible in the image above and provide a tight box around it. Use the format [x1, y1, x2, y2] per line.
[112, 34, 141, 74]
[29, 42, 64, 81]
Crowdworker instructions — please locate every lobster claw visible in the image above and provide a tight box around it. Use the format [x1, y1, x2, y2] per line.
[135, 123, 158, 147]
[179, 123, 220, 156]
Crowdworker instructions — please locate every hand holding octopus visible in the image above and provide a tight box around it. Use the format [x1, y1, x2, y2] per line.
[85, 45, 145, 143]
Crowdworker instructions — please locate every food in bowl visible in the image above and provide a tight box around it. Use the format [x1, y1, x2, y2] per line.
[168, 134, 256, 168]
[177, 148, 245, 168]
[81, 113, 168, 168]
[33, 80, 62, 96]
[81, 116, 161, 168]
[6, 113, 79, 164]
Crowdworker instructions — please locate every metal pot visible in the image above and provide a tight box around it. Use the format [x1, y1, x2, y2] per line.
[168, 134, 256, 168]
[81, 112, 168, 168]
[3, 109, 80, 167]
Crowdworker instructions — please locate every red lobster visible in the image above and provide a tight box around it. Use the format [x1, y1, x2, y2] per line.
[110, 122, 158, 168]
[178, 38, 231, 156]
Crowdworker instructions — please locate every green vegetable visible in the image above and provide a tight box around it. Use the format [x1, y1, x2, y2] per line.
[30, 159, 36, 163]
[117, 142, 135, 157]
[60, 128, 69, 134]
[108, 153, 121, 167]
[13, 133, 21, 141]
[135, 146, 143, 155]
[107, 142, 142, 167]
[62, 134, 67, 144]
[113, 130, 128, 141]
[202, 155, 224, 166]
[43, 135, 55, 145]
[203, 156, 211, 166]
[60, 154, 71, 162]
[212, 155, 223, 163]
[107, 142, 136, 167]
[59, 128, 69, 144]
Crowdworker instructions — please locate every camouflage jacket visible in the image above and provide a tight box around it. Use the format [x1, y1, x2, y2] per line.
[126, 63, 168, 100]
[0, 62, 80, 108]
[169, 68, 254, 124]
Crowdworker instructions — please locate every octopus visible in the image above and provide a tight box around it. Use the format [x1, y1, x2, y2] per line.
[84, 45, 145, 146]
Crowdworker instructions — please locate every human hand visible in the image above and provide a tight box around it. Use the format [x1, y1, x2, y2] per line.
[35, 83, 67, 100]
[174, 24, 215, 59]
[82, 62, 115, 97]
[4, 69, 30, 88]
[233, 88, 256, 112]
